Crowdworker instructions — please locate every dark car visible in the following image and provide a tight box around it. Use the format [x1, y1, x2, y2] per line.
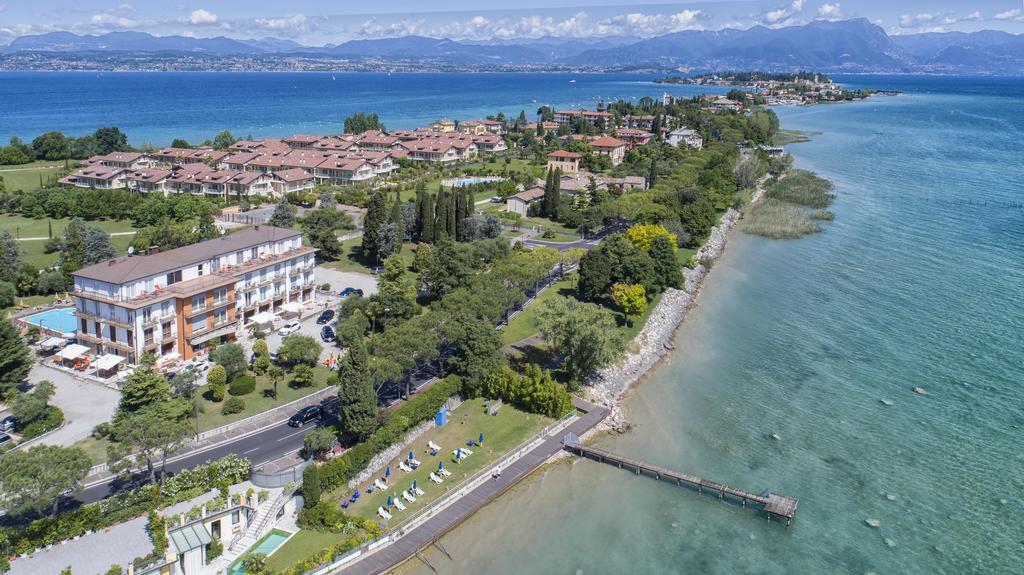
[1, 416, 16, 433]
[316, 309, 335, 325]
[288, 405, 322, 428]
[0, 433, 12, 447]
[320, 325, 336, 343]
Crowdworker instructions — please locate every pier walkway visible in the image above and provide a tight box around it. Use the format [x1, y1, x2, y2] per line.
[562, 441, 798, 526]
[329, 398, 609, 575]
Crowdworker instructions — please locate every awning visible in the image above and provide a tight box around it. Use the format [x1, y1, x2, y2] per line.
[93, 353, 125, 371]
[252, 311, 275, 324]
[58, 344, 89, 360]
[169, 523, 212, 554]
[40, 336, 67, 349]
[282, 302, 302, 314]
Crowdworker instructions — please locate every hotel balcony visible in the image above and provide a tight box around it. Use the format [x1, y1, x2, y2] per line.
[75, 310, 133, 330]
[184, 297, 236, 320]
[187, 318, 236, 346]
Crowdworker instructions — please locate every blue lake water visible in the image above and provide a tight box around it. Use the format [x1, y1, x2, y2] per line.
[0, 72, 724, 146]
[396, 75, 1024, 574]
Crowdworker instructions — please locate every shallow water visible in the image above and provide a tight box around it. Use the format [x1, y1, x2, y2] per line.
[403, 76, 1024, 574]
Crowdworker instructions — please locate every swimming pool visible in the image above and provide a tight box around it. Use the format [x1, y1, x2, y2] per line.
[21, 307, 77, 336]
[228, 530, 292, 575]
[441, 176, 506, 188]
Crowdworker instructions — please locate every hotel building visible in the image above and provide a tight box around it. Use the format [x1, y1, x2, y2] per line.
[71, 226, 316, 365]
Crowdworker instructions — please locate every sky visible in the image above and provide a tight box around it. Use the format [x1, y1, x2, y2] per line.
[1, 1, 1023, 45]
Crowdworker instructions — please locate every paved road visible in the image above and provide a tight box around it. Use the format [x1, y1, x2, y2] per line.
[332, 398, 608, 575]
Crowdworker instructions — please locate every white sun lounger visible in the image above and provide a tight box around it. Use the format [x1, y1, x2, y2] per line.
[403, 490, 417, 503]
[428, 441, 441, 451]
[409, 458, 422, 467]
[429, 472, 443, 484]
[413, 486, 425, 496]
[399, 461, 413, 473]
[460, 447, 473, 456]
[439, 468, 452, 477]
[393, 498, 406, 511]
[377, 507, 392, 520]
[374, 478, 388, 491]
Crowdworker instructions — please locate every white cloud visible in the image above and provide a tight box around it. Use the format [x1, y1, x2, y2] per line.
[758, 0, 805, 27]
[188, 9, 218, 25]
[254, 14, 308, 33]
[817, 3, 842, 20]
[90, 14, 143, 28]
[994, 9, 1024, 22]
[358, 17, 426, 38]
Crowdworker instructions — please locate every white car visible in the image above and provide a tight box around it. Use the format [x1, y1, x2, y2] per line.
[277, 321, 301, 336]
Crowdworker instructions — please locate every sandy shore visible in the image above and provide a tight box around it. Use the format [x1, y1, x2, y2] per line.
[580, 178, 769, 435]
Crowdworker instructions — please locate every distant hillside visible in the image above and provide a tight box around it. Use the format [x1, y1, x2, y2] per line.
[2, 21, 1022, 74]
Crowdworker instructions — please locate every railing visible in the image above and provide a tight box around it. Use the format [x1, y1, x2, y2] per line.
[251, 460, 311, 488]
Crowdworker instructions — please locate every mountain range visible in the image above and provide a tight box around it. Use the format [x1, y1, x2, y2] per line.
[2, 19, 1022, 74]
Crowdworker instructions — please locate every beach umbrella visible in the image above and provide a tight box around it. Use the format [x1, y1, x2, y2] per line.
[438, 461, 444, 471]
[385, 467, 391, 478]
[413, 480, 417, 490]
[479, 432, 484, 444]
[354, 490, 360, 498]
[456, 448, 462, 459]
[387, 495, 392, 507]
[409, 451, 414, 461]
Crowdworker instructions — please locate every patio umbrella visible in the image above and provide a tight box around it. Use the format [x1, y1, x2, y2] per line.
[409, 451, 414, 461]
[438, 461, 444, 471]
[387, 495, 392, 507]
[413, 480, 417, 490]
[456, 448, 462, 460]
[479, 432, 484, 444]
[385, 467, 391, 479]
[354, 490, 360, 498]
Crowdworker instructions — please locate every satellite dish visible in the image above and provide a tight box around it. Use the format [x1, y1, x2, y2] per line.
[128, 246, 135, 255]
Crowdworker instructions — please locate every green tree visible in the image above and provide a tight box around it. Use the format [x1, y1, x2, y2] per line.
[212, 130, 237, 151]
[418, 238, 469, 300]
[0, 281, 17, 309]
[536, 295, 624, 386]
[338, 339, 378, 439]
[0, 231, 22, 284]
[268, 200, 297, 229]
[447, 315, 504, 397]
[369, 255, 418, 328]
[11, 380, 55, 428]
[650, 235, 683, 291]
[362, 190, 389, 262]
[577, 249, 612, 301]
[210, 342, 247, 381]
[278, 334, 322, 368]
[611, 283, 647, 326]
[625, 223, 677, 252]
[171, 138, 190, 149]
[648, 157, 658, 188]
[301, 464, 321, 508]
[109, 410, 190, 485]
[0, 317, 32, 400]
[301, 208, 351, 262]
[268, 366, 284, 400]
[207, 365, 227, 402]
[411, 242, 432, 273]
[93, 126, 129, 154]
[117, 364, 173, 415]
[0, 445, 90, 516]
[31, 131, 70, 161]
[418, 192, 435, 243]
[290, 364, 316, 388]
[303, 427, 336, 460]
[343, 113, 385, 134]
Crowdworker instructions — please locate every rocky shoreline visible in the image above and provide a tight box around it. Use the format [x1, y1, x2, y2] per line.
[582, 180, 768, 432]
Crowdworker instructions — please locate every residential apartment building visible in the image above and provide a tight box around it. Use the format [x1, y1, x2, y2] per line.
[72, 225, 316, 365]
[553, 109, 613, 128]
[58, 165, 129, 189]
[668, 127, 703, 149]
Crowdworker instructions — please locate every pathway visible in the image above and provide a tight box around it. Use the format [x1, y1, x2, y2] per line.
[331, 398, 608, 575]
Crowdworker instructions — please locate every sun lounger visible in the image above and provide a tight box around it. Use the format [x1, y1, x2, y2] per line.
[409, 458, 422, 467]
[439, 468, 452, 477]
[399, 461, 413, 473]
[377, 507, 392, 520]
[374, 478, 388, 491]
[403, 490, 417, 503]
[413, 487, 425, 496]
[393, 498, 406, 511]
[429, 472, 443, 484]
[428, 441, 441, 451]
[461, 447, 473, 456]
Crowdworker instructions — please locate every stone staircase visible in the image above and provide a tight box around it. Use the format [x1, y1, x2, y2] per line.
[211, 492, 286, 572]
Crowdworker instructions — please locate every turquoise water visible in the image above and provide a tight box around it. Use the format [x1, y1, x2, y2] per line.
[21, 307, 77, 335]
[401, 77, 1024, 574]
[228, 530, 291, 575]
[443, 176, 507, 187]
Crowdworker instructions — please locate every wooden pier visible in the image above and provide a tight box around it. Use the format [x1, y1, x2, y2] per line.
[563, 438, 798, 526]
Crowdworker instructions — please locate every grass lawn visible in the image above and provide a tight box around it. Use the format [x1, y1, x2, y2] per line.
[0, 214, 137, 238]
[264, 530, 341, 573]
[502, 276, 576, 345]
[321, 238, 416, 275]
[0, 160, 68, 192]
[72, 436, 112, 465]
[518, 216, 580, 240]
[2, 294, 60, 314]
[195, 366, 334, 431]
[332, 398, 550, 525]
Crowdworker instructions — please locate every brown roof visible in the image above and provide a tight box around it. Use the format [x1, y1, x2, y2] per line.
[510, 186, 546, 202]
[73, 225, 303, 285]
[548, 150, 582, 159]
[273, 168, 314, 182]
[590, 136, 627, 148]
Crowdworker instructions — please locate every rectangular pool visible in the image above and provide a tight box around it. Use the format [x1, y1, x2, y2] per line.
[228, 530, 292, 575]
[21, 307, 77, 336]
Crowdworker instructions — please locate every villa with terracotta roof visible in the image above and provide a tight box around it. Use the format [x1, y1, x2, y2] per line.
[151, 147, 229, 166]
[506, 186, 546, 217]
[59, 166, 129, 189]
[614, 128, 654, 149]
[547, 150, 582, 174]
[590, 136, 628, 166]
[87, 151, 155, 170]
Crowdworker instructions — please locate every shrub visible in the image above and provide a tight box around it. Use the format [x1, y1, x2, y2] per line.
[319, 283, 331, 291]
[297, 501, 354, 532]
[252, 354, 270, 375]
[206, 539, 223, 563]
[19, 406, 64, 439]
[278, 334, 322, 368]
[252, 339, 269, 358]
[147, 512, 168, 555]
[210, 343, 247, 381]
[207, 365, 227, 401]
[0, 281, 16, 308]
[541, 229, 555, 239]
[221, 397, 245, 415]
[105, 566, 124, 575]
[301, 465, 321, 508]
[92, 421, 113, 439]
[228, 375, 256, 396]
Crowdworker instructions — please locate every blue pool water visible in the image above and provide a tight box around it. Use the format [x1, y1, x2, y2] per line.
[22, 307, 77, 335]
[442, 176, 507, 187]
[228, 530, 291, 575]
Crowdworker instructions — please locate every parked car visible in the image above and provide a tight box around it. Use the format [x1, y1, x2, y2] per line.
[320, 325, 336, 343]
[316, 309, 335, 325]
[0, 433, 12, 447]
[277, 321, 301, 336]
[0, 416, 15, 433]
[489, 196, 502, 203]
[288, 405, 322, 427]
[339, 287, 364, 298]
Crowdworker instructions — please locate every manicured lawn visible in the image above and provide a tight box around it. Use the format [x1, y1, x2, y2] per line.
[0, 214, 137, 238]
[264, 529, 341, 573]
[2, 294, 60, 314]
[331, 398, 550, 525]
[502, 276, 576, 345]
[0, 160, 68, 192]
[195, 366, 335, 431]
[321, 238, 415, 275]
[72, 436, 112, 465]
[518, 216, 580, 240]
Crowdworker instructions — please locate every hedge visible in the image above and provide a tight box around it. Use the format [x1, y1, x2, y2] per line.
[228, 375, 256, 396]
[317, 375, 461, 494]
[0, 455, 250, 558]
[19, 406, 65, 440]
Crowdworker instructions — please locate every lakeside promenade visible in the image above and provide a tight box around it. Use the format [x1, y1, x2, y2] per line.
[329, 398, 609, 575]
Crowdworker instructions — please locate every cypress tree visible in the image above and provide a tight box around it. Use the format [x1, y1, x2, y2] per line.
[414, 183, 426, 240]
[446, 190, 457, 239]
[390, 191, 403, 242]
[435, 188, 449, 239]
[543, 169, 555, 218]
[551, 168, 562, 219]
[0, 315, 33, 400]
[363, 190, 388, 261]
[652, 114, 662, 140]
[338, 339, 379, 440]
[648, 157, 658, 189]
[421, 193, 436, 243]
